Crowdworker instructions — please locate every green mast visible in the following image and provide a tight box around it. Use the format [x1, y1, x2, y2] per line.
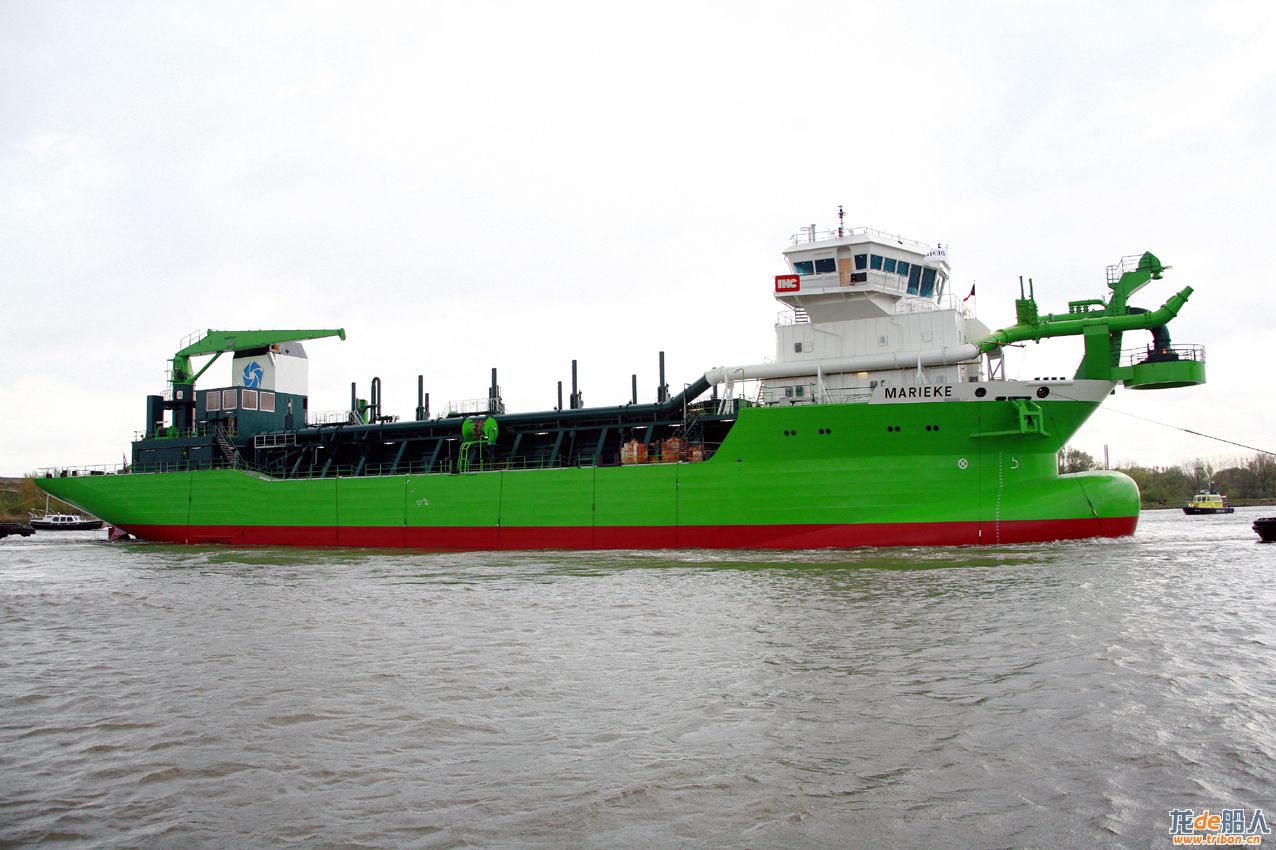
[977, 252, 1205, 390]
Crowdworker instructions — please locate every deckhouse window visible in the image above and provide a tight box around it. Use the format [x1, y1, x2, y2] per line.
[260, 391, 276, 413]
[898, 261, 910, 277]
[883, 258, 897, 274]
[921, 267, 938, 297]
[793, 260, 815, 276]
[241, 389, 259, 411]
[870, 255, 883, 271]
[855, 254, 867, 270]
[206, 391, 220, 412]
[813, 258, 836, 274]
[908, 265, 922, 295]
[222, 389, 237, 410]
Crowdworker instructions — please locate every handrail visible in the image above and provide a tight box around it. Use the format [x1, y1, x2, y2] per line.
[788, 225, 931, 252]
[40, 439, 729, 481]
[38, 464, 129, 477]
[1119, 343, 1205, 367]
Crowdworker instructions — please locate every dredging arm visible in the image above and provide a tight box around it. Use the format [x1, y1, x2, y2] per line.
[973, 251, 1204, 387]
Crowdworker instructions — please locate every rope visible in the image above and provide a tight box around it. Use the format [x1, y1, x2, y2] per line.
[1056, 390, 1276, 458]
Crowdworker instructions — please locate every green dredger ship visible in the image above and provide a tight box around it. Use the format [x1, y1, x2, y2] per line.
[39, 224, 1205, 548]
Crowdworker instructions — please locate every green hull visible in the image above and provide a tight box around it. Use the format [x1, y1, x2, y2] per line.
[40, 398, 1140, 548]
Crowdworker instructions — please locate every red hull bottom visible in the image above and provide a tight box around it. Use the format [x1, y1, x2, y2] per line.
[122, 516, 1138, 549]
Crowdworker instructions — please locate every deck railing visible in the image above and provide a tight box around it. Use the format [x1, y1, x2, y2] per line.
[788, 225, 931, 252]
[1119, 343, 1206, 368]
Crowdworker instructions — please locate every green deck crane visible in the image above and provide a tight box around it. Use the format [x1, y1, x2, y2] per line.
[163, 328, 346, 432]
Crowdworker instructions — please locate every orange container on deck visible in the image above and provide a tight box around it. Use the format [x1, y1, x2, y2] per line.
[621, 440, 648, 465]
[662, 437, 687, 463]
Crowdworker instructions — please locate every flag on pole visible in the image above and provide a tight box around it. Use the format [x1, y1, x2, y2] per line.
[963, 283, 976, 302]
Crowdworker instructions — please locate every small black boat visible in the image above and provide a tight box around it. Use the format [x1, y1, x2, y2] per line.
[1254, 517, 1276, 543]
[0, 522, 36, 540]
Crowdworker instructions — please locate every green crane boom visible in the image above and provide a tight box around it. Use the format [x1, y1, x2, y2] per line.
[171, 328, 346, 386]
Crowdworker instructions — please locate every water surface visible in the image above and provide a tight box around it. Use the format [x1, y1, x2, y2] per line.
[2, 509, 1273, 848]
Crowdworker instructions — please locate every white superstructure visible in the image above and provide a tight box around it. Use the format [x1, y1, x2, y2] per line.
[708, 224, 994, 405]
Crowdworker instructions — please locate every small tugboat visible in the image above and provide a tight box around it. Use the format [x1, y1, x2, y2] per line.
[1254, 517, 1276, 542]
[1182, 484, 1234, 515]
[29, 496, 105, 531]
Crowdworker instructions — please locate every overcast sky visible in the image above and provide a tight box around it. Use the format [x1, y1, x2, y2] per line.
[2, 0, 1273, 476]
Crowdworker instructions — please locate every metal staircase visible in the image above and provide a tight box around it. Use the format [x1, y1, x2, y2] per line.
[214, 424, 242, 467]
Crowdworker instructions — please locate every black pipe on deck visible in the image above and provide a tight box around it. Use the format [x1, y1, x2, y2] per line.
[570, 360, 583, 410]
[489, 368, 503, 413]
[631, 374, 638, 405]
[658, 351, 669, 403]
[416, 375, 427, 421]
[294, 374, 716, 440]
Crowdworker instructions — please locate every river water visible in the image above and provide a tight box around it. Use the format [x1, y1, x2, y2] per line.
[1, 509, 1273, 849]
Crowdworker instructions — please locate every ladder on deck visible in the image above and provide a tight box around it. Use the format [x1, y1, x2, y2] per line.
[214, 424, 242, 467]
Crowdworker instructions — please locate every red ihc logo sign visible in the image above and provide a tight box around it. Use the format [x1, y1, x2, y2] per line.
[774, 275, 800, 293]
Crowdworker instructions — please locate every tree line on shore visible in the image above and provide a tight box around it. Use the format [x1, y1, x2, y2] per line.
[1059, 448, 1276, 508]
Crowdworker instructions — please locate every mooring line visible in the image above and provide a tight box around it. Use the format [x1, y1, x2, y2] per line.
[1053, 390, 1275, 457]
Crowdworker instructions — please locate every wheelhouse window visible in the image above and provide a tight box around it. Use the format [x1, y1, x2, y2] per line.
[793, 260, 815, 276]
[854, 254, 868, 270]
[908, 265, 922, 295]
[921, 267, 938, 297]
[883, 258, 897, 274]
[870, 255, 883, 271]
[813, 257, 836, 274]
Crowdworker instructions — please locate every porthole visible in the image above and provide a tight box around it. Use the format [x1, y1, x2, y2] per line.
[975, 387, 987, 398]
[1036, 386, 1050, 398]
